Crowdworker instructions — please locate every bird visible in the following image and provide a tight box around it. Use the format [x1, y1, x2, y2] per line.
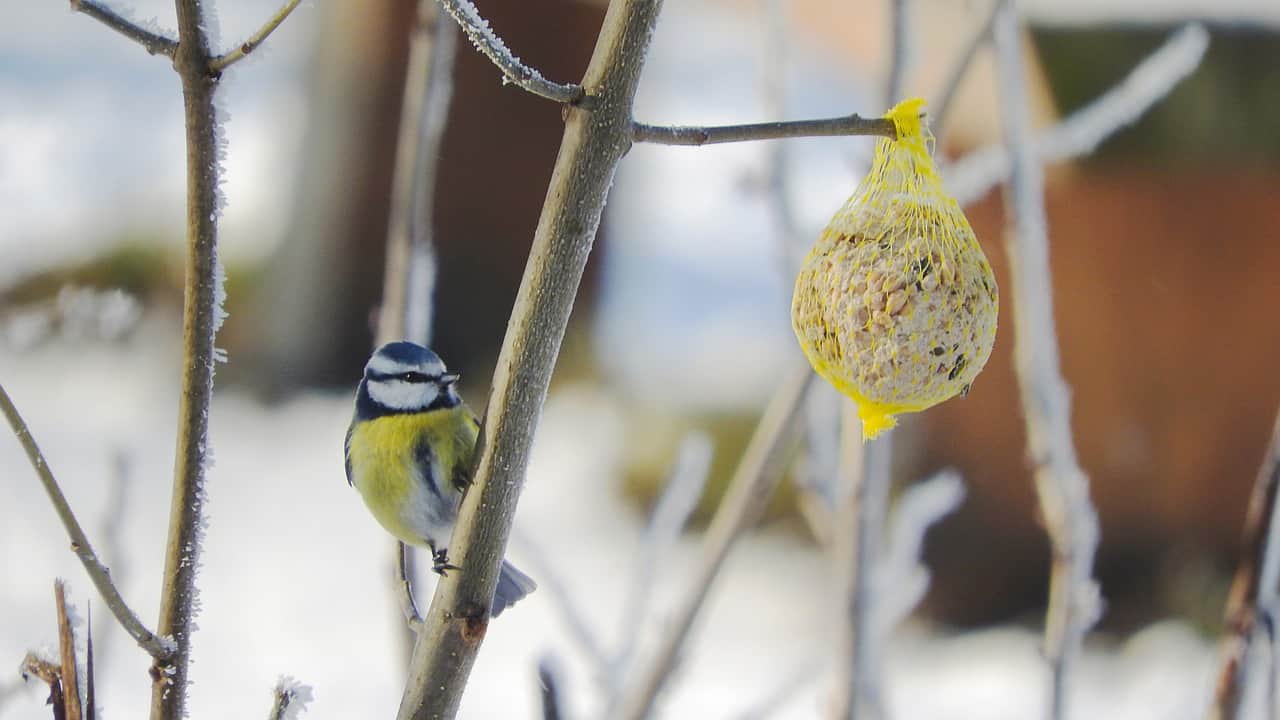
[344, 340, 536, 617]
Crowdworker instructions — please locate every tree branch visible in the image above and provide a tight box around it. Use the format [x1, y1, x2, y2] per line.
[208, 0, 303, 73]
[438, 0, 584, 104]
[946, 21, 1208, 205]
[1212, 408, 1280, 720]
[150, 0, 224, 715]
[632, 114, 896, 146]
[70, 0, 178, 57]
[0, 382, 173, 659]
[993, 5, 1101, 719]
[55, 581, 84, 720]
[395, 1, 666, 717]
[612, 364, 812, 720]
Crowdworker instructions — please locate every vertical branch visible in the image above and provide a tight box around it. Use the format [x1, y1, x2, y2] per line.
[1212, 409, 1280, 720]
[397, 1, 667, 717]
[152, 0, 222, 716]
[992, 4, 1101, 720]
[884, 0, 911, 106]
[830, 407, 892, 720]
[55, 582, 84, 720]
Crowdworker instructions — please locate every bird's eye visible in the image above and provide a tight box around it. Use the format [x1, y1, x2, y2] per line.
[401, 372, 428, 383]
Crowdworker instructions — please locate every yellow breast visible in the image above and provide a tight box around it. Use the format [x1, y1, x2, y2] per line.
[346, 408, 476, 546]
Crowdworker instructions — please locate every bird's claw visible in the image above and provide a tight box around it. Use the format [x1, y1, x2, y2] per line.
[431, 548, 462, 576]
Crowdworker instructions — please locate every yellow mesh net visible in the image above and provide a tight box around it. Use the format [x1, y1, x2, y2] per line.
[791, 97, 999, 440]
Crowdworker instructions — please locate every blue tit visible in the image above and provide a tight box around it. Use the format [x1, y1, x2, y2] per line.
[345, 341, 536, 617]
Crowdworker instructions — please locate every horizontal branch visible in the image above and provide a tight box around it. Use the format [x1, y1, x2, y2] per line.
[209, 0, 303, 73]
[71, 0, 178, 57]
[0, 381, 175, 659]
[632, 113, 896, 146]
[439, 0, 584, 103]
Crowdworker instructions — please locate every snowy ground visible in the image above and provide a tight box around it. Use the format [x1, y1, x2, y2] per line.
[0, 325, 1221, 719]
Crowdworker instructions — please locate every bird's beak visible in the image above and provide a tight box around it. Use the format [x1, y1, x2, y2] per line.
[441, 373, 461, 386]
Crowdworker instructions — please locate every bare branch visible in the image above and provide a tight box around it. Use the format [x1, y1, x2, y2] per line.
[209, 0, 303, 73]
[537, 657, 565, 720]
[0, 382, 172, 658]
[438, 0, 584, 104]
[946, 22, 1208, 204]
[1213, 408, 1280, 720]
[993, 5, 1101, 719]
[613, 364, 812, 720]
[605, 433, 713, 704]
[830, 409, 892, 720]
[70, 0, 178, 57]
[85, 609, 96, 720]
[267, 676, 314, 720]
[396, 1, 666, 717]
[150, 0, 226, 714]
[633, 114, 896, 147]
[378, 0, 457, 349]
[54, 582, 83, 720]
[931, 0, 1001, 143]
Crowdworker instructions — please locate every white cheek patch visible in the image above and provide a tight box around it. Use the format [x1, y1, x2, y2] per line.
[368, 379, 440, 410]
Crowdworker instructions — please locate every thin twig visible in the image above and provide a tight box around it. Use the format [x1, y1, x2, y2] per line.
[514, 530, 610, 671]
[55, 581, 84, 720]
[830, 407, 893, 720]
[633, 114, 896, 147]
[209, 0, 303, 73]
[397, 1, 667, 717]
[85, 608, 96, 720]
[70, 0, 178, 57]
[267, 676, 314, 720]
[884, 0, 911, 107]
[1212, 408, 1280, 720]
[0, 383, 172, 658]
[438, 0, 584, 104]
[946, 21, 1208, 204]
[993, 4, 1101, 719]
[612, 365, 812, 720]
[931, 0, 1001, 144]
[397, 542, 425, 628]
[151, 0, 226, 714]
[605, 432, 713, 702]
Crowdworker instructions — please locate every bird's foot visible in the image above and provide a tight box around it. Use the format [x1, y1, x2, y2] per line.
[431, 547, 461, 576]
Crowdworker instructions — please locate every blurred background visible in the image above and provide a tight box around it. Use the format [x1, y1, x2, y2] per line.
[2, 0, 1279, 717]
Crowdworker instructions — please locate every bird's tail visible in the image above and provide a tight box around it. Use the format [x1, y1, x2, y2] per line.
[492, 560, 537, 618]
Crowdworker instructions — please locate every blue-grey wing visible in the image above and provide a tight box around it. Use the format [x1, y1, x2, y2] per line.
[344, 424, 354, 487]
[413, 434, 449, 505]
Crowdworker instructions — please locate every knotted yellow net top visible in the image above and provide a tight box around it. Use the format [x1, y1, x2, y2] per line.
[791, 98, 999, 439]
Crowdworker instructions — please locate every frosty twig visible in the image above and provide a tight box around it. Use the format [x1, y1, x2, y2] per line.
[439, 0, 584, 104]
[0, 382, 174, 660]
[993, 4, 1101, 719]
[1212, 409, 1280, 720]
[209, 0, 304, 73]
[70, 0, 178, 57]
[947, 22, 1208, 204]
[267, 677, 314, 720]
[633, 114, 896, 146]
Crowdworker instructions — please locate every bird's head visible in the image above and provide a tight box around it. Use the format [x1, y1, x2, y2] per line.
[359, 341, 461, 415]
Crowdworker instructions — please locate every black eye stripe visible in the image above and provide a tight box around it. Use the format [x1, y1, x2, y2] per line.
[369, 371, 436, 383]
